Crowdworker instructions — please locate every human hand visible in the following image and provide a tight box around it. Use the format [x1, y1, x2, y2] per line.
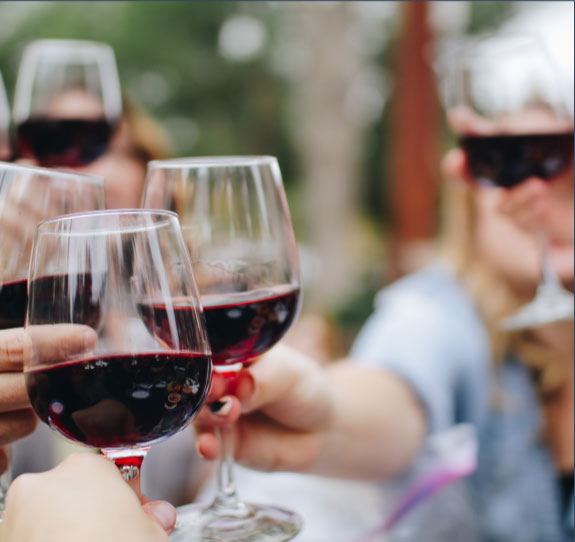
[0, 453, 175, 542]
[195, 344, 333, 472]
[0, 325, 97, 471]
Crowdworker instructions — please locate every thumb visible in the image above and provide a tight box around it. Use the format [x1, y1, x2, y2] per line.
[142, 500, 177, 534]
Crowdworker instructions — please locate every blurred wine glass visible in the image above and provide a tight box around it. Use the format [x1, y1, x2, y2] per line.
[0, 162, 104, 519]
[0, 71, 10, 161]
[12, 39, 122, 168]
[24, 209, 212, 500]
[144, 156, 302, 542]
[445, 34, 574, 330]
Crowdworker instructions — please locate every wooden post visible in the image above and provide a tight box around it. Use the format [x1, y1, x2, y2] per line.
[387, 1, 441, 278]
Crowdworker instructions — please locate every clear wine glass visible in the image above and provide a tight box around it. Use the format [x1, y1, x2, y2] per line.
[143, 156, 303, 541]
[0, 71, 10, 161]
[12, 39, 122, 168]
[0, 163, 105, 316]
[0, 162, 104, 519]
[445, 33, 574, 330]
[24, 209, 212, 498]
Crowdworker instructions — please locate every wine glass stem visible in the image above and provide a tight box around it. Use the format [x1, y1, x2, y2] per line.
[0, 446, 11, 521]
[102, 448, 148, 500]
[119, 462, 143, 498]
[211, 423, 249, 516]
[537, 229, 563, 295]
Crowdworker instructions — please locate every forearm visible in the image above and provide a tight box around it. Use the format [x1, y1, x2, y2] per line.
[307, 361, 426, 480]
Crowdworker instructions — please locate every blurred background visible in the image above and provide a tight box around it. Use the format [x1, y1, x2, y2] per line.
[0, 1, 573, 355]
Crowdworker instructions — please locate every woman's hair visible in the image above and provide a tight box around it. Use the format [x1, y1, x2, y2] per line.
[118, 95, 173, 164]
[440, 177, 567, 401]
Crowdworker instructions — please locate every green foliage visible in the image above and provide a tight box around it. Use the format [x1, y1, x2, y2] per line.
[466, 1, 517, 35]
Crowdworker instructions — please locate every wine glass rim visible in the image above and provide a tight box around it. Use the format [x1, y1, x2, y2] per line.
[458, 31, 548, 57]
[23, 39, 115, 55]
[148, 155, 278, 169]
[0, 161, 104, 185]
[36, 208, 180, 235]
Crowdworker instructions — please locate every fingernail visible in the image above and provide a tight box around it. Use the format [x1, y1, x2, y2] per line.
[83, 329, 97, 350]
[149, 501, 176, 532]
[196, 442, 206, 459]
[210, 399, 232, 416]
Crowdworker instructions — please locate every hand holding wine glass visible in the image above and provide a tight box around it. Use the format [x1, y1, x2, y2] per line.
[1, 453, 176, 541]
[144, 156, 302, 542]
[24, 210, 212, 501]
[445, 33, 574, 330]
[195, 344, 333, 472]
[13, 39, 122, 168]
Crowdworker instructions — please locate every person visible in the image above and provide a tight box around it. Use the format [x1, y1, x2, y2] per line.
[0, 453, 176, 541]
[195, 143, 574, 541]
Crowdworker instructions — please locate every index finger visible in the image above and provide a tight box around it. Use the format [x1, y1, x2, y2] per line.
[0, 325, 97, 372]
[0, 328, 34, 372]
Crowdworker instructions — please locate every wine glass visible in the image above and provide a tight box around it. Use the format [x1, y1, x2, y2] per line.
[445, 33, 574, 330]
[12, 39, 122, 168]
[0, 162, 104, 518]
[0, 71, 10, 161]
[24, 209, 212, 498]
[143, 156, 302, 541]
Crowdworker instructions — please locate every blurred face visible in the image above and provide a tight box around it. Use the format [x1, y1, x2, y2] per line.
[446, 105, 574, 298]
[46, 88, 105, 119]
[46, 90, 147, 209]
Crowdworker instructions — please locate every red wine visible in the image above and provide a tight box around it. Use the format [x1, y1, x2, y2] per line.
[25, 351, 211, 448]
[16, 117, 115, 167]
[28, 273, 104, 329]
[459, 132, 574, 188]
[0, 278, 27, 329]
[139, 286, 300, 367]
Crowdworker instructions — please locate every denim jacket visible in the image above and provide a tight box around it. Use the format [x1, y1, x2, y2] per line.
[351, 263, 574, 542]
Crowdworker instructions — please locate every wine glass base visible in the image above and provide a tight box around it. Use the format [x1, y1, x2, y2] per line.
[170, 501, 303, 542]
[500, 292, 574, 331]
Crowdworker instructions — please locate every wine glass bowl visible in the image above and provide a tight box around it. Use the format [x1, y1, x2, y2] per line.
[24, 209, 212, 491]
[0, 162, 105, 329]
[13, 39, 122, 168]
[144, 156, 302, 541]
[445, 34, 575, 330]
[145, 156, 302, 370]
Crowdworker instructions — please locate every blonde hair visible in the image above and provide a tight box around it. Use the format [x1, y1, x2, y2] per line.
[119, 96, 173, 163]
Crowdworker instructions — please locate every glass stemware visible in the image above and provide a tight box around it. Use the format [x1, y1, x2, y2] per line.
[445, 34, 574, 330]
[0, 72, 9, 161]
[0, 162, 105, 518]
[24, 209, 212, 498]
[144, 156, 303, 541]
[0, 78, 12, 517]
[13, 39, 122, 168]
